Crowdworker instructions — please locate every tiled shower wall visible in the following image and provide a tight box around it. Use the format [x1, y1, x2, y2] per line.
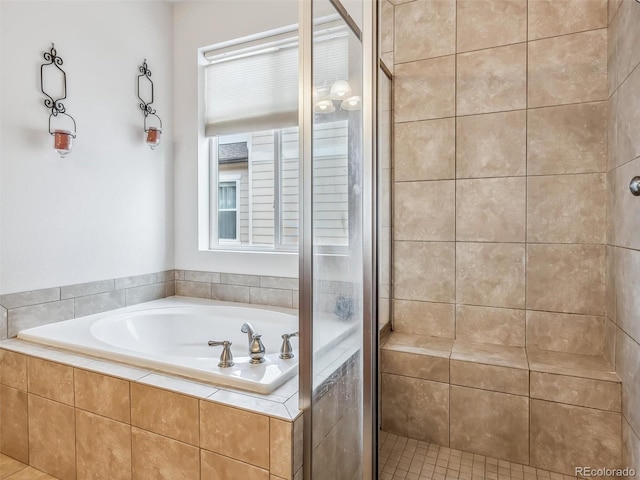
[607, 0, 640, 474]
[384, 0, 609, 355]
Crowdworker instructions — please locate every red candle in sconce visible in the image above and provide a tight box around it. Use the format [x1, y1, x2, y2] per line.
[53, 129, 73, 157]
[146, 127, 161, 149]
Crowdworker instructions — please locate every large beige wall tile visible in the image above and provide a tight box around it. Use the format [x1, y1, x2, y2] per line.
[270, 418, 293, 480]
[530, 372, 621, 412]
[457, 0, 526, 52]
[616, 60, 640, 166]
[616, 0, 640, 83]
[611, 158, 640, 250]
[616, 328, 640, 434]
[394, 242, 455, 303]
[131, 428, 199, 480]
[528, 0, 607, 40]
[526, 311, 605, 356]
[456, 177, 525, 242]
[527, 102, 607, 175]
[200, 401, 270, 469]
[527, 174, 606, 244]
[74, 369, 130, 424]
[528, 29, 607, 108]
[381, 0, 394, 54]
[0, 386, 28, 464]
[381, 373, 449, 445]
[76, 410, 131, 480]
[613, 246, 640, 345]
[608, 92, 618, 171]
[609, 9, 618, 96]
[395, 0, 455, 63]
[130, 383, 199, 446]
[381, 347, 450, 383]
[393, 299, 455, 337]
[456, 243, 525, 309]
[526, 244, 605, 315]
[622, 418, 640, 478]
[28, 395, 76, 480]
[201, 450, 269, 480]
[530, 399, 621, 475]
[27, 358, 74, 406]
[450, 361, 528, 396]
[456, 110, 526, 179]
[450, 386, 529, 464]
[395, 56, 455, 123]
[395, 118, 455, 181]
[457, 44, 526, 116]
[455, 305, 525, 347]
[395, 181, 455, 241]
[0, 350, 26, 391]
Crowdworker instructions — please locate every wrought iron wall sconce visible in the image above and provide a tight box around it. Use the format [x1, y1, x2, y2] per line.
[40, 43, 77, 157]
[137, 59, 162, 149]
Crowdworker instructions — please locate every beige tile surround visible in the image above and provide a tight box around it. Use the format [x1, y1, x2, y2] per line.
[0, 340, 303, 480]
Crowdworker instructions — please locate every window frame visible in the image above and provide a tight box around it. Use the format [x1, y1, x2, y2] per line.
[217, 175, 241, 244]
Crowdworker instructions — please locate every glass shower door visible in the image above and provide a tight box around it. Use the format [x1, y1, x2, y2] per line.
[299, 0, 376, 478]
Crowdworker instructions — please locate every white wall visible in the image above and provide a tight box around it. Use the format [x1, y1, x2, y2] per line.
[0, 1, 174, 294]
[173, 0, 299, 278]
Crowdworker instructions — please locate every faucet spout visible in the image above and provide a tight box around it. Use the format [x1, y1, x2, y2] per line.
[240, 322, 256, 345]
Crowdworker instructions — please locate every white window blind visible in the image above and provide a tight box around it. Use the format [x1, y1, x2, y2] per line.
[204, 29, 349, 137]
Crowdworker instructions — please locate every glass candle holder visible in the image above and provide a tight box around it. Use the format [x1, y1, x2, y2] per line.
[145, 127, 161, 150]
[53, 129, 73, 157]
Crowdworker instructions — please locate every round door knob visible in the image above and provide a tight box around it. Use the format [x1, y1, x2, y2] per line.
[630, 177, 640, 196]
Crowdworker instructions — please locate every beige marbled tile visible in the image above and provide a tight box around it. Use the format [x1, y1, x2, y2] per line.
[27, 358, 74, 406]
[0, 453, 26, 478]
[76, 409, 131, 480]
[457, 0, 526, 52]
[608, 9, 618, 96]
[381, 373, 450, 445]
[395, 0, 455, 63]
[528, 29, 607, 108]
[526, 311, 605, 356]
[381, 0, 394, 54]
[394, 118, 455, 181]
[270, 418, 293, 479]
[530, 399, 621, 475]
[530, 371, 621, 412]
[393, 299, 455, 338]
[456, 243, 525, 309]
[528, 346, 618, 383]
[200, 401, 270, 469]
[394, 241, 455, 303]
[450, 386, 529, 464]
[528, 0, 606, 40]
[201, 450, 269, 480]
[74, 369, 130, 423]
[28, 394, 76, 480]
[622, 417, 640, 478]
[451, 340, 528, 370]
[616, 328, 640, 434]
[613, 247, 640, 346]
[0, 386, 28, 464]
[0, 350, 26, 391]
[608, 92, 618, 172]
[455, 305, 525, 347]
[381, 338, 451, 383]
[527, 102, 607, 175]
[450, 360, 528, 396]
[293, 415, 303, 474]
[175, 280, 211, 299]
[394, 180, 455, 241]
[130, 383, 199, 446]
[616, 0, 640, 84]
[527, 174, 606, 244]
[395, 56, 455, 123]
[456, 177, 526, 243]
[526, 244, 605, 315]
[456, 110, 526, 179]
[605, 317, 617, 369]
[457, 44, 526, 116]
[131, 427, 199, 480]
[616, 57, 640, 167]
[611, 158, 640, 250]
[3, 467, 58, 480]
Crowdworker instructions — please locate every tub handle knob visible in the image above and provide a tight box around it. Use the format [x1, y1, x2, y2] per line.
[249, 334, 266, 365]
[279, 332, 298, 360]
[208, 340, 234, 368]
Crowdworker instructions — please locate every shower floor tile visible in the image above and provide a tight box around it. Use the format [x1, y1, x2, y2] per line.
[378, 432, 580, 480]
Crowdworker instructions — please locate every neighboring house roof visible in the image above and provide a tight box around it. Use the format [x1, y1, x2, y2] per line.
[219, 142, 248, 164]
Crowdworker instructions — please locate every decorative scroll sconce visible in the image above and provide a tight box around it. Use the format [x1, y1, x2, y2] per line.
[137, 59, 162, 149]
[40, 44, 77, 157]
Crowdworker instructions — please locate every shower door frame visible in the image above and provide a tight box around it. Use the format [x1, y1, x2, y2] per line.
[298, 0, 379, 479]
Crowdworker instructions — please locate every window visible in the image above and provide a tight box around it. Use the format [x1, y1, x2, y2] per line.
[218, 177, 240, 242]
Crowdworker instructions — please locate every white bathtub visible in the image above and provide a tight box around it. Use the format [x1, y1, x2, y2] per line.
[18, 297, 302, 394]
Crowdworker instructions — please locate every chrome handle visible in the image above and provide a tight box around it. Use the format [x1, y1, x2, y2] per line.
[208, 340, 234, 368]
[279, 331, 298, 360]
[249, 334, 266, 365]
[630, 176, 640, 196]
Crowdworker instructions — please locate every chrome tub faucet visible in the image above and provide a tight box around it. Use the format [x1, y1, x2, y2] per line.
[241, 322, 265, 364]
